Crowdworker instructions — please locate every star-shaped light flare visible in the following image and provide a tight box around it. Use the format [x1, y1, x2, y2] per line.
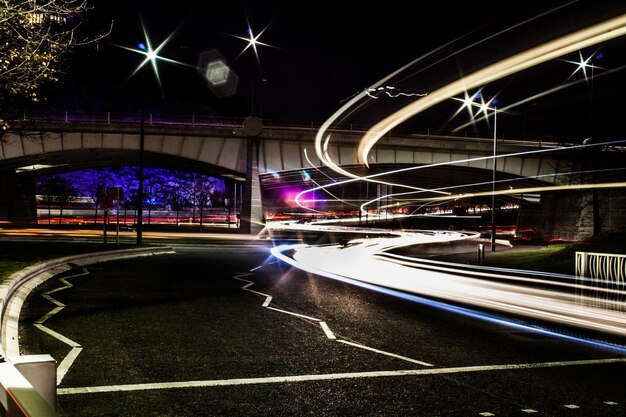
[231, 20, 275, 68]
[115, 20, 184, 88]
[563, 50, 602, 82]
[450, 90, 498, 127]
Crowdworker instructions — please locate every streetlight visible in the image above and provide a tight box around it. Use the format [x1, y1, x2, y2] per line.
[490, 100, 498, 251]
[116, 22, 178, 243]
[454, 91, 499, 250]
[232, 22, 274, 234]
[232, 22, 273, 117]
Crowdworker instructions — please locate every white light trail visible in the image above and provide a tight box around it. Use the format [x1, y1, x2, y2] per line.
[358, 165, 626, 215]
[295, 138, 626, 217]
[365, 86, 428, 99]
[271, 236, 626, 340]
[405, 181, 626, 204]
[356, 13, 626, 166]
[452, 60, 626, 133]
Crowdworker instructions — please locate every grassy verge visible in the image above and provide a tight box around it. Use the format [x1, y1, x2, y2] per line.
[0, 241, 148, 285]
[484, 244, 576, 274]
[485, 231, 626, 274]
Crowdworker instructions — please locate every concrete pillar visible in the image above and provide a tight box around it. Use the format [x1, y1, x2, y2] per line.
[0, 171, 38, 224]
[239, 117, 264, 234]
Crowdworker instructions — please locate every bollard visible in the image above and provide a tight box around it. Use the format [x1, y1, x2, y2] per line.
[477, 243, 485, 265]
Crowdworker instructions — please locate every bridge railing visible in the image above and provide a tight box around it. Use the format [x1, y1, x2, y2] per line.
[10, 110, 575, 147]
[16, 109, 248, 129]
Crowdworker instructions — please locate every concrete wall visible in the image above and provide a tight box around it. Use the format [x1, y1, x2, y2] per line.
[517, 189, 626, 241]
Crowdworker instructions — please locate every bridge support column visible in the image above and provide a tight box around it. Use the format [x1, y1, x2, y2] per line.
[0, 172, 37, 224]
[239, 117, 265, 235]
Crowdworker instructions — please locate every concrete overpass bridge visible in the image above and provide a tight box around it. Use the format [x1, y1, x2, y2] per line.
[0, 116, 622, 239]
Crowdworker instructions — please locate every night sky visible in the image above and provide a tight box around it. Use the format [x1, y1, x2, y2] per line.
[43, 1, 626, 141]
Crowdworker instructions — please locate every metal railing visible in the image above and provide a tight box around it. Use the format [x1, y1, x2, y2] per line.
[575, 251, 626, 311]
[8, 109, 575, 147]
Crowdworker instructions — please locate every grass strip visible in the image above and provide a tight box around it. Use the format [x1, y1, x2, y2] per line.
[0, 241, 149, 285]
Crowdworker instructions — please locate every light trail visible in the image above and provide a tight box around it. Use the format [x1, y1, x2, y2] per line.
[295, 138, 625, 217]
[270, 236, 626, 347]
[403, 181, 626, 204]
[311, 24, 493, 186]
[451, 62, 626, 133]
[365, 86, 427, 99]
[356, 13, 626, 165]
[272, 9, 626, 354]
[359, 166, 626, 214]
[296, 8, 626, 221]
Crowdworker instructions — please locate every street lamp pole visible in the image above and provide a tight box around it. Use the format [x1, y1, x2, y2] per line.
[117, 23, 178, 244]
[137, 73, 145, 244]
[491, 105, 497, 251]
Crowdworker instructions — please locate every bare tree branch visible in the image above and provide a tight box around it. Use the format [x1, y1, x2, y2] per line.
[0, 0, 111, 131]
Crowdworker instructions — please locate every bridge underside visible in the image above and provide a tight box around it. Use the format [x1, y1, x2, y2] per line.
[0, 149, 245, 181]
[0, 149, 247, 225]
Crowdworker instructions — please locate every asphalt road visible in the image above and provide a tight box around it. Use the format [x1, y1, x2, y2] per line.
[18, 243, 626, 416]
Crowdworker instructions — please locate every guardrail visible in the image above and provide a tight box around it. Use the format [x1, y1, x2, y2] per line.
[575, 251, 626, 311]
[0, 246, 175, 417]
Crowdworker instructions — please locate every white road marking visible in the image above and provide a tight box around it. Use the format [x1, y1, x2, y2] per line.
[33, 324, 80, 348]
[45, 277, 73, 295]
[262, 296, 272, 307]
[57, 347, 84, 385]
[564, 404, 580, 409]
[521, 409, 539, 413]
[265, 307, 320, 321]
[338, 340, 433, 366]
[237, 266, 437, 367]
[31, 267, 89, 384]
[57, 357, 626, 395]
[41, 294, 64, 307]
[240, 282, 254, 290]
[234, 276, 275, 309]
[479, 413, 495, 416]
[604, 401, 618, 405]
[319, 322, 336, 339]
[35, 306, 64, 324]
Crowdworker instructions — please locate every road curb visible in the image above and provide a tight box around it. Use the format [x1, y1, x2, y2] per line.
[0, 246, 175, 359]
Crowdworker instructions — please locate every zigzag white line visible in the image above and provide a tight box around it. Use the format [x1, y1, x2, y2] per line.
[234, 267, 432, 366]
[338, 340, 433, 366]
[34, 267, 90, 385]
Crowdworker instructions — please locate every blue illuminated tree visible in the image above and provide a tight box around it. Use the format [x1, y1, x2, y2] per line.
[162, 171, 190, 225]
[38, 175, 77, 224]
[35, 166, 226, 226]
[189, 173, 216, 229]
